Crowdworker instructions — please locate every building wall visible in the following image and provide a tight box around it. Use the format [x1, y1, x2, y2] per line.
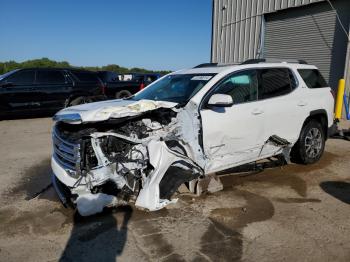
[211, 0, 350, 91]
[263, 3, 339, 87]
[211, 0, 324, 64]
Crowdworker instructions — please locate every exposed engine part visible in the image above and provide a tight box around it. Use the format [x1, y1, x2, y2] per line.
[53, 106, 204, 214]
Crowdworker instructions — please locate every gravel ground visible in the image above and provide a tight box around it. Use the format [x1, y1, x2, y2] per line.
[0, 117, 349, 262]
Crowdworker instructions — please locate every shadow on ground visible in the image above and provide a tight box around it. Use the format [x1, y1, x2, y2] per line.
[320, 181, 350, 204]
[60, 206, 133, 262]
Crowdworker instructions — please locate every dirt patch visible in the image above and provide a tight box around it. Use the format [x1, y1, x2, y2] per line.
[220, 169, 307, 197]
[209, 190, 275, 229]
[200, 222, 242, 262]
[0, 205, 72, 237]
[6, 158, 52, 201]
[285, 152, 338, 174]
[197, 190, 275, 261]
[274, 197, 321, 203]
[218, 152, 338, 198]
[131, 206, 170, 221]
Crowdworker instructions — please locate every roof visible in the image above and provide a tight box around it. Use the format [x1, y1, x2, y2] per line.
[15, 67, 97, 73]
[175, 61, 317, 75]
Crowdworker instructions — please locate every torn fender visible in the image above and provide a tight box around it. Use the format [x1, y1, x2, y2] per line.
[135, 140, 203, 211]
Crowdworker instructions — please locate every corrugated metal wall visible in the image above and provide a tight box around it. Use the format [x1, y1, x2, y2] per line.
[211, 0, 325, 64]
[264, 5, 336, 85]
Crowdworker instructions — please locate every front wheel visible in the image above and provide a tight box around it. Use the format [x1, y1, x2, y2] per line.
[291, 120, 325, 164]
[66, 96, 93, 107]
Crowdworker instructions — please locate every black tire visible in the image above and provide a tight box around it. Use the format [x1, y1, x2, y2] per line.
[66, 96, 92, 107]
[116, 90, 132, 99]
[291, 120, 325, 164]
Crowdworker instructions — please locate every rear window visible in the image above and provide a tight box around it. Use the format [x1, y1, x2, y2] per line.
[71, 71, 99, 82]
[258, 68, 295, 99]
[298, 69, 328, 88]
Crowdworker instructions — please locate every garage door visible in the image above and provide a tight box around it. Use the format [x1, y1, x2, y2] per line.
[264, 3, 337, 88]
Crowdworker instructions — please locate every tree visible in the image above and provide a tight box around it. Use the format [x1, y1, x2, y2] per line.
[0, 58, 171, 75]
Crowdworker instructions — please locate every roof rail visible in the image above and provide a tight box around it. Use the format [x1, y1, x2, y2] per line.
[240, 59, 266, 65]
[193, 63, 218, 68]
[241, 58, 308, 65]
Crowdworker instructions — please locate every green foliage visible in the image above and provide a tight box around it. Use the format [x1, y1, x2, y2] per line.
[0, 58, 172, 75]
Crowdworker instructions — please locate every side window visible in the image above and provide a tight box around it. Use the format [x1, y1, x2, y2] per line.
[37, 70, 65, 84]
[6, 70, 35, 84]
[71, 71, 98, 82]
[298, 69, 328, 88]
[258, 68, 293, 99]
[213, 70, 258, 104]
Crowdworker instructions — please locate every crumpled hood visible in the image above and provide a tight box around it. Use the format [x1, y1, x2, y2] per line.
[54, 99, 178, 123]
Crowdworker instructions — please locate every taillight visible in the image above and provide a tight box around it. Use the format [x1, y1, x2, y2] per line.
[139, 82, 145, 90]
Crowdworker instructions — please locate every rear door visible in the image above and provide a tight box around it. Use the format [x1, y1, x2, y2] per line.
[35, 69, 72, 109]
[69, 70, 101, 96]
[256, 67, 308, 156]
[1, 69, 37, 111]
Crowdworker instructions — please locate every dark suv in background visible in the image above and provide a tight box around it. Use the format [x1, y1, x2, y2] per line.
[97, 71, 161, 98]
[0, 68, 105, 117]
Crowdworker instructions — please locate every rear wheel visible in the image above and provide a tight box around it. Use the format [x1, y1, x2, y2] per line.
[291, 120, 325, 164]
[116, 90, 132, 99]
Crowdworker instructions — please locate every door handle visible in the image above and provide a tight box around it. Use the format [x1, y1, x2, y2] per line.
[252, 109, 264, 115]
[298, 101, 308, 106]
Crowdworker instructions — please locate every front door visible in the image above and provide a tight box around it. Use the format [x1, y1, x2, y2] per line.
[200, 69, 266, 173]
[1, 69, 38, 112]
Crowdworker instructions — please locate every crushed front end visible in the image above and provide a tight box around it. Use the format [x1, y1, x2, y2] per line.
[51, 101, 204, 216]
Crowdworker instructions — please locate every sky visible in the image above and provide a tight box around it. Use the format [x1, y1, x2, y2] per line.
[0, 0, 212, 71]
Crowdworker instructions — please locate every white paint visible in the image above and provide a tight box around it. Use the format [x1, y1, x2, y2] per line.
[51, 62, 334, 215]
[191, 76, 214, 81]
[135, 140, 200, 211]
[55, 99, 177, 123]
[207, 94, 233, 106]
[76, 193, 116, 216]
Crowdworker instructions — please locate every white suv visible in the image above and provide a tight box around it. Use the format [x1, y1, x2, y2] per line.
[51, 60, 334, 215]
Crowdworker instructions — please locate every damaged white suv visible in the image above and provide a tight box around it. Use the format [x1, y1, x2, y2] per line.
[51, 60, 334, 215]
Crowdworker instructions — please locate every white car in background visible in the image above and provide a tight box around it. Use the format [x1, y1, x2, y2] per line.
[51, 59, 334, 215]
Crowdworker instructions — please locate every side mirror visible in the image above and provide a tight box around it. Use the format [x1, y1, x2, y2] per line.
[207, 94, 233, 107]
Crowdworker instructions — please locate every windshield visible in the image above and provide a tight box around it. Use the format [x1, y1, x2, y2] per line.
[131, 74, 216, 104]
[0, 69, 19, 81]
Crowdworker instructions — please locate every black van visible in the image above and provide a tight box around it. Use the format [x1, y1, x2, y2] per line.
[0, 68, 105, 117]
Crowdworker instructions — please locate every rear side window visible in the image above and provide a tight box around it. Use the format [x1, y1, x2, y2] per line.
[298, 69, 328, 88]
[146, 75, 158, 82]
[258, 68, 295, 99]
[133, 75, 144, 82]
[37, 70, 65, 84]
[213, 69, 258, 104]
[71, 71, 98, 82]
[6, 70, 35, 84]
